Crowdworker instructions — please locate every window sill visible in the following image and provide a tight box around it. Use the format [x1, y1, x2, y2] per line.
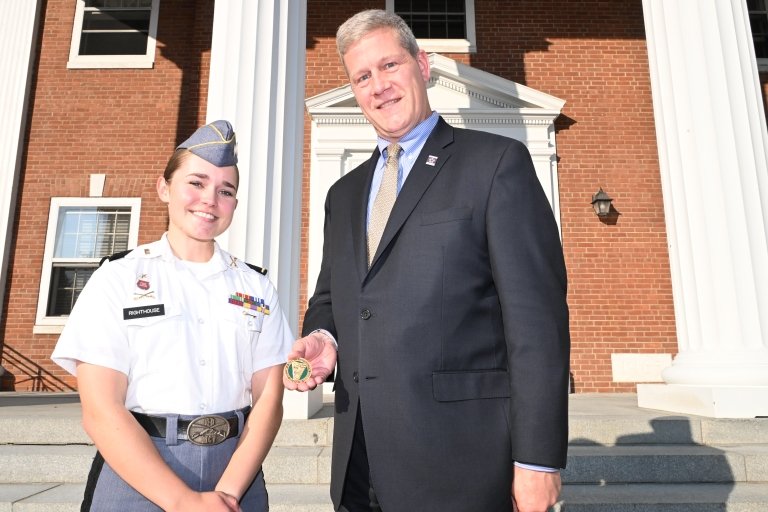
[67, 56, 155, 70]
[417, 38, 475, 54]
[33, 324, 65, 335]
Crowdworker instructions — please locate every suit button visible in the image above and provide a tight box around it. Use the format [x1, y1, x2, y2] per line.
[353, 371, 359, 383]
[360, 308, 372, 320]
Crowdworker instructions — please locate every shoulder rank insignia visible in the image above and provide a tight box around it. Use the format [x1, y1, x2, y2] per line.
[99, 249, 133, 267]
[245, 262, 267, 275]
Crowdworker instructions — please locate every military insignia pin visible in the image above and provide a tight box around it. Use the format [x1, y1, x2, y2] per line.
[284, 358, 312, 383]
[136, 274, 150, 290]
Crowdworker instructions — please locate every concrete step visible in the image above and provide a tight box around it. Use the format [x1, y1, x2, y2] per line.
[559, 483, 768, 511]
[2, 442, 766, 486]
[3, 392, 768, 511]
[4, 393, 767, 448]
[3, 483, 768, 512]
[0, 445, 95, 484]
[563, 444, 768, 484]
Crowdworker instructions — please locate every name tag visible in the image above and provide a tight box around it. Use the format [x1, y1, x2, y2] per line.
[123, 304, 165, 320]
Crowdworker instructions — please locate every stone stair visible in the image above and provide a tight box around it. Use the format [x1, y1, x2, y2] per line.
[0, 392, 767, 511]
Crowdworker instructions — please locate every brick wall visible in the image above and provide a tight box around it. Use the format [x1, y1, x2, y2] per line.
[302, 0, 676, 393]
[9, 1, 761, 394]
[1, 0, 214, 391]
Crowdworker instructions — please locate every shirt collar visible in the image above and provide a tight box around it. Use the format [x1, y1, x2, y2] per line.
[154, 233, 231, 276]
[376, 111, 439, 158]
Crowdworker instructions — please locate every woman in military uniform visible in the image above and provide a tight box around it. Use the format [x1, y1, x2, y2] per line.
[52, 120, 293, 511]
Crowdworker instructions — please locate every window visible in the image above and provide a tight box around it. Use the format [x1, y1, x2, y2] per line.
[34, 198, 141, 333]
[387, 0, 476, 53]
[749, 0, 768, 70]
[67, 0, 160, 69]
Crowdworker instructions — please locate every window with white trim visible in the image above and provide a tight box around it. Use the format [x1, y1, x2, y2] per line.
[34, 198, 141, 334]
[387, 0, 476, 53]
[749, 0, 768, 70]
[67, 0, 160, 69]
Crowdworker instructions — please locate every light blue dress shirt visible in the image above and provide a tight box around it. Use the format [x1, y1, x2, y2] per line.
[366, 112, 440, 227]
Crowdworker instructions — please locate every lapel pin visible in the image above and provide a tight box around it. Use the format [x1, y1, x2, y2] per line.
[426, 155, 438, 166]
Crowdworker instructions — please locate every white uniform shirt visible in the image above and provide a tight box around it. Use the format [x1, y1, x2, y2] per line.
[52, 234, 294, 415]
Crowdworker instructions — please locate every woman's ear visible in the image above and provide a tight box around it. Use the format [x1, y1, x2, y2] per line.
[156, 176, 170, 203]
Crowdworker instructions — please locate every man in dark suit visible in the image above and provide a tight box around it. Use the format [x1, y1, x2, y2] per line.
[284, 9, 570, 512]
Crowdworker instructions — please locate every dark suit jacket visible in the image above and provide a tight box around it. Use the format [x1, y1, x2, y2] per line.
[303, 117, 570, 512]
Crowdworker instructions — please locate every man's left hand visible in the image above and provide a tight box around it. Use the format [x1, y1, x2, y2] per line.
[511, 466, 561, 512]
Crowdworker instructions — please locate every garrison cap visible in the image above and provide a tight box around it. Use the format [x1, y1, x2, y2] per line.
[177, 120, 238, 167]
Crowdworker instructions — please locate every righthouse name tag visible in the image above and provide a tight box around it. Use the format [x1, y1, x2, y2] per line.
[123, 304, 165, 320]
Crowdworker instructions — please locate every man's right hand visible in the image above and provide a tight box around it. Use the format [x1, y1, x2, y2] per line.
[283, 332, 337, 391]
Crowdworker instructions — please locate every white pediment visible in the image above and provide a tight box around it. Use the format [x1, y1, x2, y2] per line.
[306, 53, 565, 118]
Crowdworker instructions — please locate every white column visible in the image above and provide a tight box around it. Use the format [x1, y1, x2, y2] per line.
[637, 0, 768, 417]
[207, 1, 321, 418]
[0, 1, 41, 329]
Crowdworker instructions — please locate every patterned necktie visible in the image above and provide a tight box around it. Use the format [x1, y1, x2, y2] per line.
[367, 142, 401, 267]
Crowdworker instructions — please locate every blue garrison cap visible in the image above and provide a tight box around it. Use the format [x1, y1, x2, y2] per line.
[176, 120, 238, 167]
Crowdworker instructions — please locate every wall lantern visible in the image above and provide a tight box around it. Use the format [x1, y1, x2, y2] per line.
[591, 187, 613, 217]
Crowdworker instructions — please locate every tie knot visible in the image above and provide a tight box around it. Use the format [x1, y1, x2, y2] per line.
[386, 143, 401, 162]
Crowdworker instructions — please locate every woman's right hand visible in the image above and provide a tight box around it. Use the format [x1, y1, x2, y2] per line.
[172, 491, 241, 512]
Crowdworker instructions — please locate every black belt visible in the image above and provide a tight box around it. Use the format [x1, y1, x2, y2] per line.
[132, 407, 250, 446]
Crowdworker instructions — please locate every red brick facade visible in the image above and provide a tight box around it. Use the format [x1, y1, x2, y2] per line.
[301, 0, 676, 393]
[2, 0, 214, 391]
[2, 1, 766, 393]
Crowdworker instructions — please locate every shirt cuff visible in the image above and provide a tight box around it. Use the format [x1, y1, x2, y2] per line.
[310, 329, 338, 350]
[514, 462, 559, 473]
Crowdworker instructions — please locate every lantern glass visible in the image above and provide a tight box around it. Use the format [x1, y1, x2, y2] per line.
[591, 188, 612, 217]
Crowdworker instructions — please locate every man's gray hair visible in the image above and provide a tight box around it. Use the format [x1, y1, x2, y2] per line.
[336, 9, 419, 59]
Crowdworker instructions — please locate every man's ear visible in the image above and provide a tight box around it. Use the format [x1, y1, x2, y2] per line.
[156, 176, 170, 203]
[417, 49, 430, 82]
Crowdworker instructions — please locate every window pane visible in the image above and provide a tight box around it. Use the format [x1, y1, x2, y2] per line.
[47, 266, 97, 316]
[430, 19, 448, 39]
[82, 10, 150, 32]
[446, 19, 465, 39]
[79, 31, 149, 55]
[86, 0, 153, 9]
[78, 1, 152, 57]
[396, 0, 466, 39]
[751, 13, 768, 59]
[54, 207, 131, 258]
[747, 1, 766, 11]
[446, 0, 464, 13]
[409, 17, 430, 38]
[429, 0, 446, 11]
[76, 234, 96, 258]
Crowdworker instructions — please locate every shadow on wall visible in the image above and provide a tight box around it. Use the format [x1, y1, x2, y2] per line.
[0, 345, 75, 392]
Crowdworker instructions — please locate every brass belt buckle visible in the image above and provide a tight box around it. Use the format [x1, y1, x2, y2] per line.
[186, 415, 230, 446]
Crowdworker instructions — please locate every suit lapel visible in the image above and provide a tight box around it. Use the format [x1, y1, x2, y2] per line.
[367, 118, 455, 271]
